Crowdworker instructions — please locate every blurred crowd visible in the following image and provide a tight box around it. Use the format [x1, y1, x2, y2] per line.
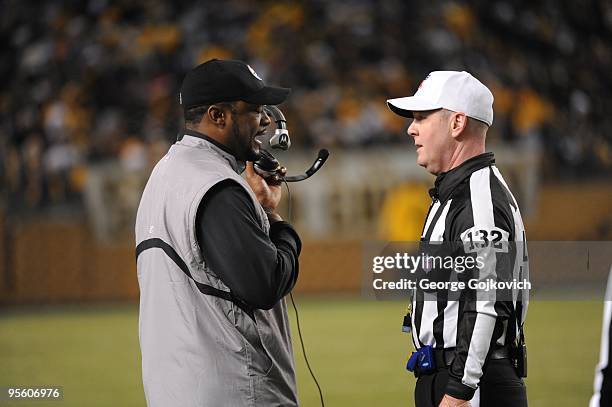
[2, 0, 611, 212]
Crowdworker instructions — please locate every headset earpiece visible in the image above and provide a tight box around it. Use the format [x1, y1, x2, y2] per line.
[264, 105, 291, 150]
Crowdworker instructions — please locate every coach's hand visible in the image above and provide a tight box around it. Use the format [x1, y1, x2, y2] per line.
[246, 162, 286, 217]
[439, 394, 471, 407]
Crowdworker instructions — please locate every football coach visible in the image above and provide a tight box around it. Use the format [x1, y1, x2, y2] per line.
[387, 71, 529, 407]
[135, 59, 301, 406]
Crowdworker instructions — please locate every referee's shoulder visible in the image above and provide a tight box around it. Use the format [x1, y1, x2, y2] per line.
[476, 165, 517, 234]
[464, 165, 516, 210]
[447, 165, 516, 238]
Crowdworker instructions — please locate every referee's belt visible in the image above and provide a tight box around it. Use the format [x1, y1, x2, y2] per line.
[434, 346, 510, 368]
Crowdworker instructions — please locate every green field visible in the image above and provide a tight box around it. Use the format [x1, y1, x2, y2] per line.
[0, 298, 603, 406]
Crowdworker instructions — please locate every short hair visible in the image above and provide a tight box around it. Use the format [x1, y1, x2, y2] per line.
[184, 102, 238, 129]
[441, 108, 489, 136]
[467, 117, 489, 136]
[184, 105, 210, 128]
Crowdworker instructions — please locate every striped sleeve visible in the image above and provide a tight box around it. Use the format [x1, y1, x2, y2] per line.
[590, 268, 612, 407]
[445, 167, 515, 400]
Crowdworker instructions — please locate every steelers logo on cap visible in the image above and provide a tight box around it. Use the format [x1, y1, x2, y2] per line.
[247, 65, 263, 81]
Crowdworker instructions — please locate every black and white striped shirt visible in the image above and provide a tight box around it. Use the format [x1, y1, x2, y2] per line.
[410, 152, 529, 400]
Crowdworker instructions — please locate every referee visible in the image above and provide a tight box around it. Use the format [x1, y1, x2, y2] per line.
[387, 71, 529, 407]
[590, 268, 612, 407]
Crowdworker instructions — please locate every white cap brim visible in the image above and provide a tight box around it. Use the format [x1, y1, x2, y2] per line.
[386, 96, 442, 118]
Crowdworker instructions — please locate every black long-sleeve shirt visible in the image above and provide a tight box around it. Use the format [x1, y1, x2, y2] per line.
[195, 179, 301, 310]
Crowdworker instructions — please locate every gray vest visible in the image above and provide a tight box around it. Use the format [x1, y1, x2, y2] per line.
[135, 135, 298, 406]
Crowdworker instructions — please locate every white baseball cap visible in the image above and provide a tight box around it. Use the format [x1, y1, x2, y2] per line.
[387, 71, 494, 126]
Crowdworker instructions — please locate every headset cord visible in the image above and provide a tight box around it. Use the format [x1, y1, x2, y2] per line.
[290, 292, 325, 407]
[283, 178, 292, 222]
[283, 180, 325, 407]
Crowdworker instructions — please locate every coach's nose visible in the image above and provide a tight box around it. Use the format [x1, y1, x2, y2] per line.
[261, 108, 271, 128]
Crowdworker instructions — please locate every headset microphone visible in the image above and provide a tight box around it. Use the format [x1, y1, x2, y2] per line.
[284, 149, 329, 182]
[254, 106, 329, 182]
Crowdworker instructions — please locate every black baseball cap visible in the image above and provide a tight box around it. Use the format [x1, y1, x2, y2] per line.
[179, 59, 291, 109]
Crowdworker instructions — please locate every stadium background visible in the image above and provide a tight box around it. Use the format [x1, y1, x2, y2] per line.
[1, 0, 611, 406]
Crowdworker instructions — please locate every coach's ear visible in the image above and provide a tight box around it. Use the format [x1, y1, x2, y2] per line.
[450, 112, 468, 139]
[207, 105, 227, 128]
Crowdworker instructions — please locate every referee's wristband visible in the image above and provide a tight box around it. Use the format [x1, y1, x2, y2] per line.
[445, 376, 476, 400]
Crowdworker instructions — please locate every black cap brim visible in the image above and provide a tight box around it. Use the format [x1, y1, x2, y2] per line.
[386, 96, 443, 118]
[243, 85, 291, 105]
[387, 102, 414, 118]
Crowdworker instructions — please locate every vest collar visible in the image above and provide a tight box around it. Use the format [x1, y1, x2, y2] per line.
[429, 152, 495, 202]
[179, 129, 246, 174]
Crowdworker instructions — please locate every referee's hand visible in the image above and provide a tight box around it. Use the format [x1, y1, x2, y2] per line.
[439, 394, 471, 407]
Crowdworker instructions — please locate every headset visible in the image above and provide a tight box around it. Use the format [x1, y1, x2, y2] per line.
[254, 105, 329, 182]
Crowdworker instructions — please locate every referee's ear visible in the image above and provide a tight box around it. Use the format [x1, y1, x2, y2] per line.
[450, 112, 468, 139]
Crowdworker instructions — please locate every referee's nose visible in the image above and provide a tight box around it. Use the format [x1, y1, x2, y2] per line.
[407, 119, 417, 138]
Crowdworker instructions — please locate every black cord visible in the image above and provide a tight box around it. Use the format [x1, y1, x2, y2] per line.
[290, 292, 325, 407]
[283, 180, 325, 407]
[282, 179, 292, 221]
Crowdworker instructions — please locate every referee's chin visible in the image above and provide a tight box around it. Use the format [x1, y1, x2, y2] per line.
[416, 152, 432, 173]
[419, 161, 441, 176]
[417, 153, 445, 175]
